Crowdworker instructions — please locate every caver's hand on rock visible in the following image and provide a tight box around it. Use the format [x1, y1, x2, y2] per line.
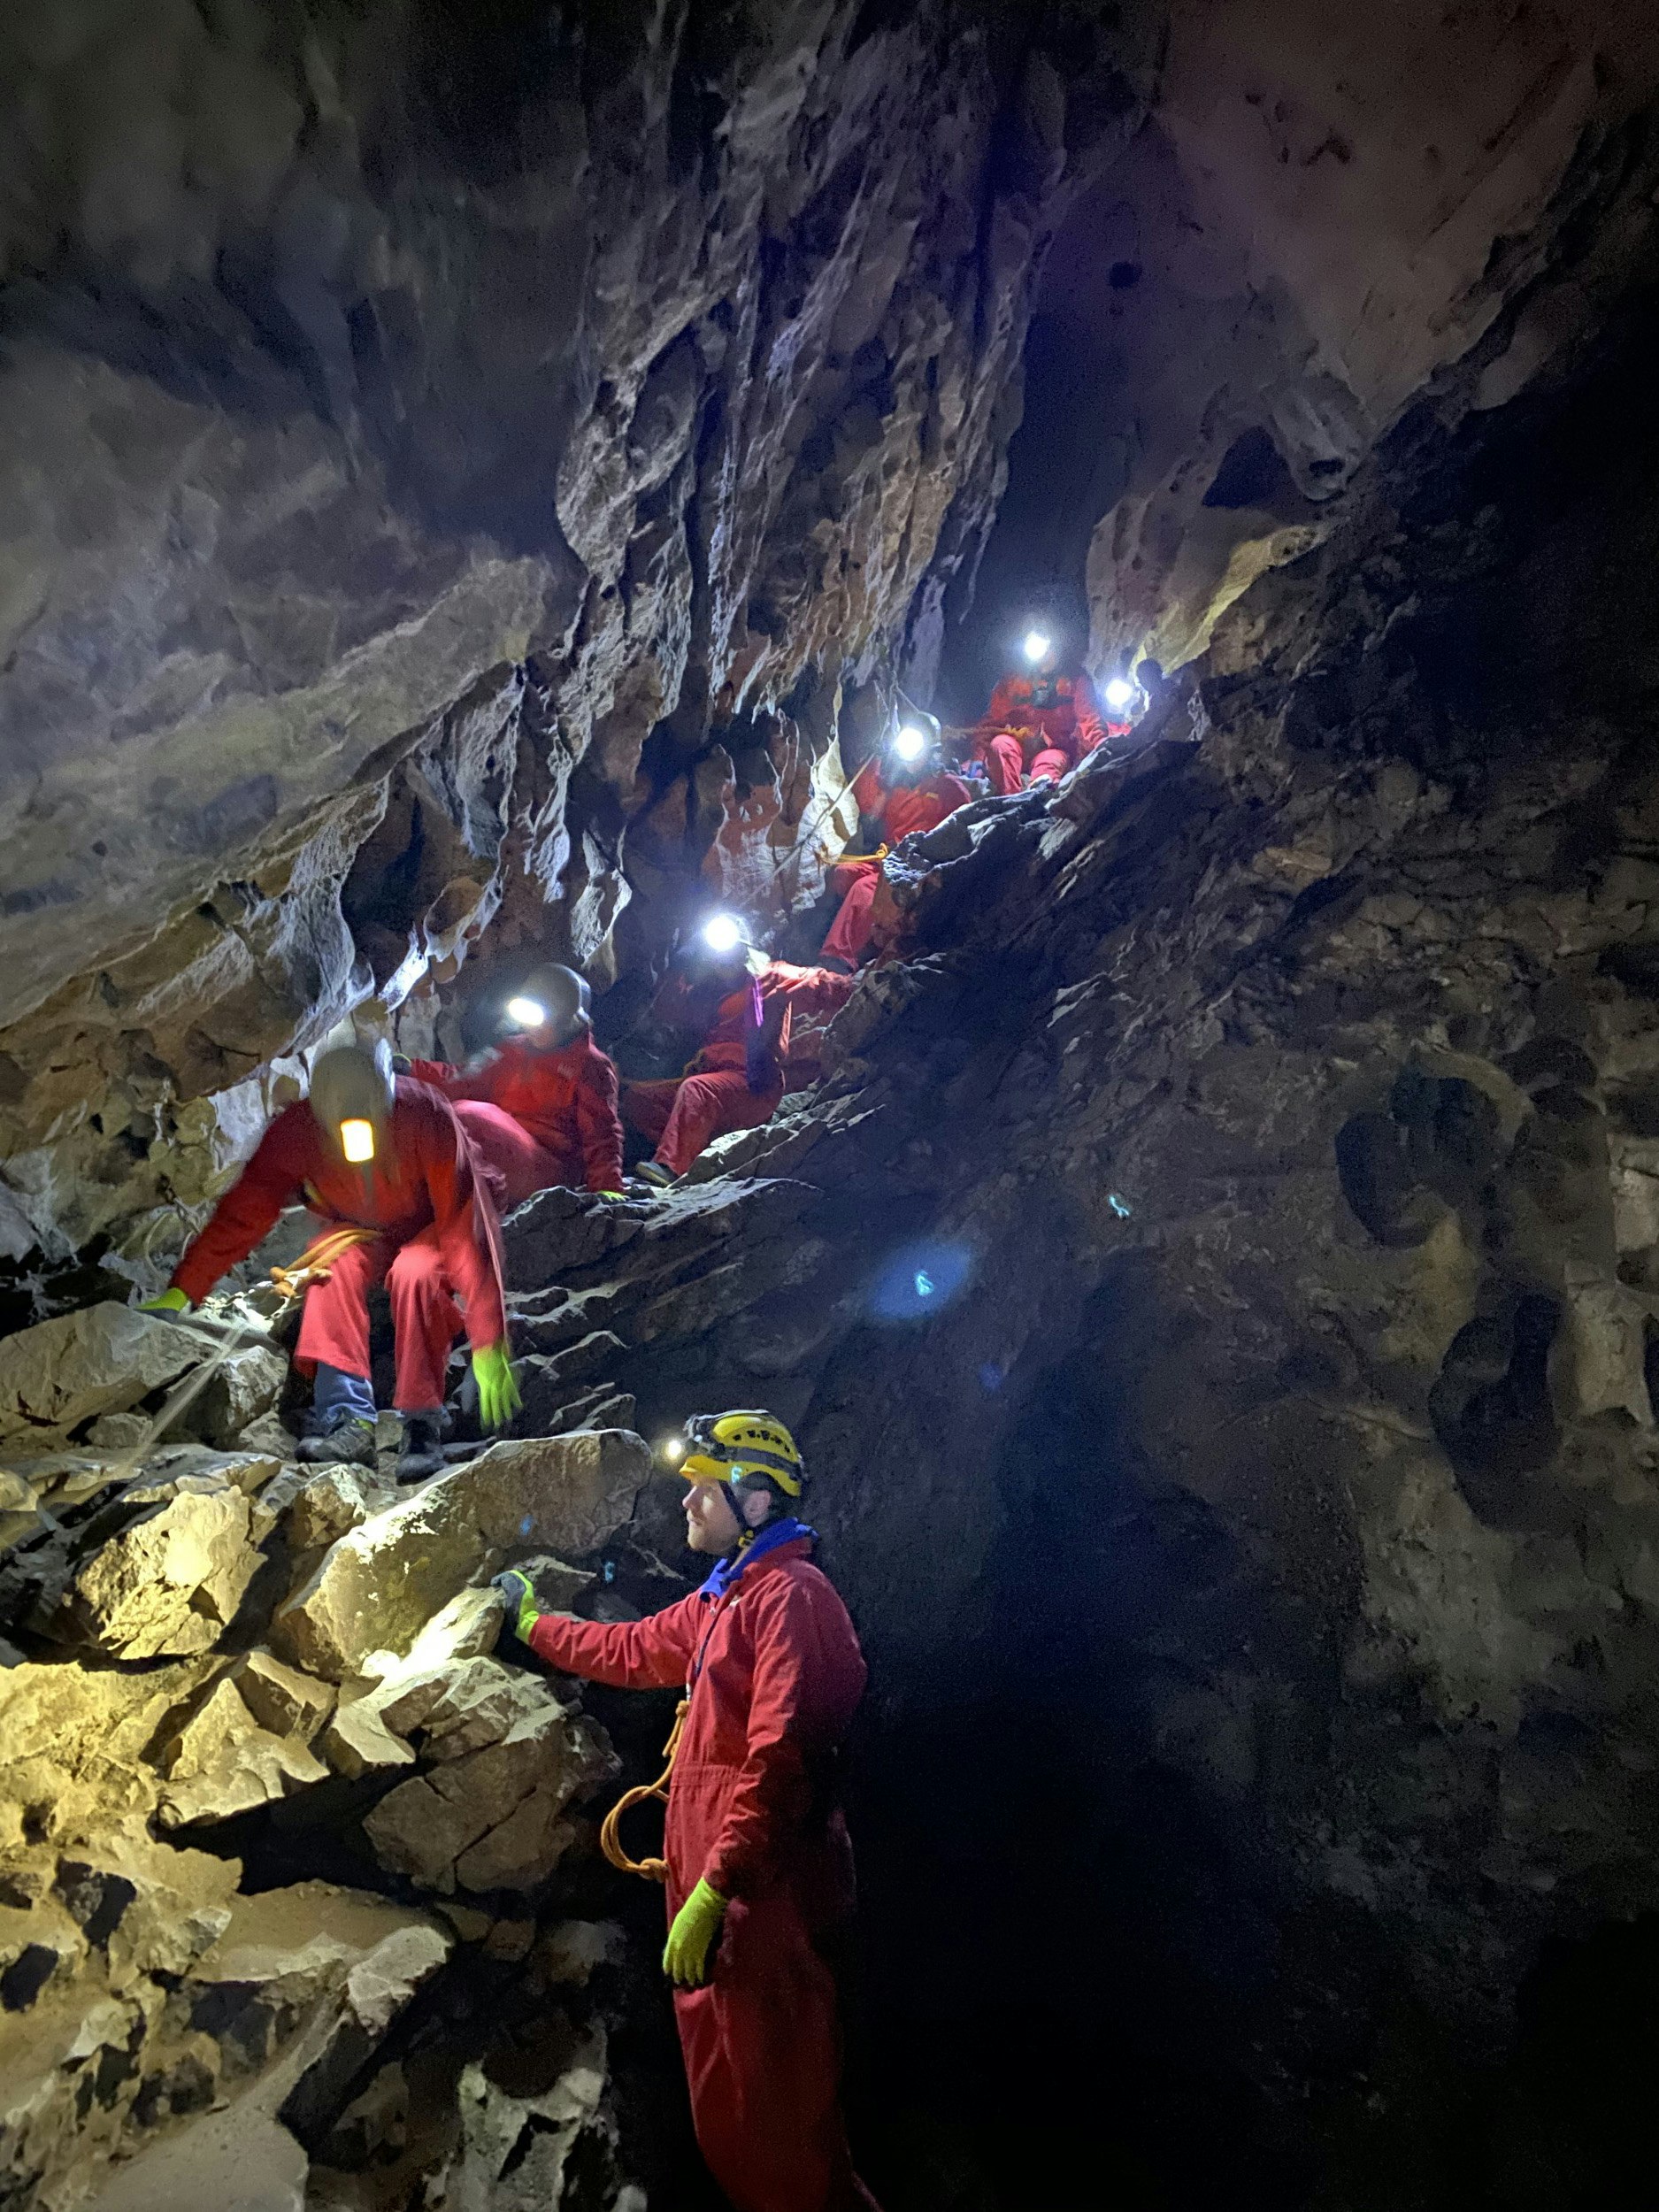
[138, 1287, 191, 1315]
[472, 1341, 522, 1429]
[490, 1567, 542, 1643]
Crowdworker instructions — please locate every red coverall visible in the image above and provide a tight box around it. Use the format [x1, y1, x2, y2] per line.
[822, 758, 974, 968]
[408, 1033, 625, 1205]
[528, 1537, 879, 2212]
[973, 669, 1108, 794]
[622, 964, 856, 1178]
[169, 1080, 507, 1412]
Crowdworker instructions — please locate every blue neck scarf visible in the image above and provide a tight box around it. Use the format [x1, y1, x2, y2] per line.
[698, 1515, 817, 1601]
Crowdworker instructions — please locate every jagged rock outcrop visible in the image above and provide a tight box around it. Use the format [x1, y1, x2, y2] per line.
[0, 0, 1144, 1284]
[0, 1301, 664, 2207]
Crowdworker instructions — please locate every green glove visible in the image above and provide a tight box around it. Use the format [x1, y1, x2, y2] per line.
[139, 1287, 191, 1315]
[663, 1878, 727, 1988]
[472, 1341, 522, 1430]
[490, 1569, 541, 1642]
[597, 1191, 626, 1201]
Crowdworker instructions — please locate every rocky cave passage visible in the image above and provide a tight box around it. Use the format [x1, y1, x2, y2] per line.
[8, 2, 1659, 2208]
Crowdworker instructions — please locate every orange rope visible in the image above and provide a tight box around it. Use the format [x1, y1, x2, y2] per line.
[268, 1223, 379, 1303]
[599, 1698, 688, 1883]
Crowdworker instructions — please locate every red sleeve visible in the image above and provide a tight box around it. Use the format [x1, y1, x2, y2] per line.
[849, 758, 885, 818]
[527, 1594, 703, 1688]
[169, 1108, 310, 1304]
[703, 1573, 867, 1899]
[415, 1094, 508, 1350]
[784, 966, 857, 1020]
[973, 678, 1018, 738]
[576, 1052, 625, 1193]
[1072, 678, 1108, 755]
[406, 1058, 462, 1087]
[428, 1050, 508, 1104]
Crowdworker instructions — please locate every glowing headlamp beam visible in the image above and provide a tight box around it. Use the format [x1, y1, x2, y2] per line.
[1103, 677, 1135, 711]
[506, 995, 548, 1029]
[892, 725, 929, 763]
[340, 1118, 377, 1164]
[702, 913, 745, 955]
[1022, 629, 1052, 664]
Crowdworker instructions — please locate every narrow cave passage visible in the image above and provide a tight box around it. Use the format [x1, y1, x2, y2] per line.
[8, 5, 1659, 2211]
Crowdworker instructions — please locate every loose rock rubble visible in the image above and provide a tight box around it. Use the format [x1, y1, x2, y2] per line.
[0, 1297, 659, 2208]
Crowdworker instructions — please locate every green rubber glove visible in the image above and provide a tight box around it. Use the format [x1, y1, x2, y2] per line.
[490, 1569, 541, 1642]
[139, 1287, 191, 1315]
[597, 1191, 626, 1200]
[472, 1341, 522, 1430]
[663, 1878, 727, 1988]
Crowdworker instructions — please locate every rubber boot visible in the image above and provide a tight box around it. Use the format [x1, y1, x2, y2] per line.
[296, 1412, 377, 1469]
[396, 1412, 447, 1484]
[635, 1159, 681, 1190]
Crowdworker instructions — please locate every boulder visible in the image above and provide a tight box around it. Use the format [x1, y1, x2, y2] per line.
[0, 1304, 211, 1444]
[157, 1678, 329, 1828]
[284, 1464, 381, 1554]
[320, 1698, 417, 1783]
[235, 1651, 335, 1741]
[362, 1702, 616, 1895]
[180, 1343, 289, 1449]
[64, 1479, 273, 1661]
[272, 1431, 649, 1681]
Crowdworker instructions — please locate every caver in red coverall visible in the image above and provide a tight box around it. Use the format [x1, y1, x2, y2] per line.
[622, 963, 856, 1178]
[822, 756, 975, 968]
[527, 1536, 879, 2212]
[407, 1032, 625, 1205]
[168, 1079, 506, 1412]
[973, 667, 1109, 794]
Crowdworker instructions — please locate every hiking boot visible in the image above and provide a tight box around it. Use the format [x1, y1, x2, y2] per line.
[634, 1159, 680, 1190]
[396, 1412, 447, 1484]
[296, 1412, 377, 1469]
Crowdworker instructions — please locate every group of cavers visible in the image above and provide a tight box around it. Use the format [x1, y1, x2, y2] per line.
[138, 637, 1133, 2212]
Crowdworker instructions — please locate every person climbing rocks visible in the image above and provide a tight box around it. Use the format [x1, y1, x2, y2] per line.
[495, 1409, 879, 2212]
[821, 721, 974, 971]
[142, 1041, 518, 1481]
[621, 923, 855, 1188]
[972, 626, 1108, 794]
[405, 963, 625, 1206]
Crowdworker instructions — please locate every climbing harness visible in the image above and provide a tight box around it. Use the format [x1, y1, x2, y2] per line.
[600, 1695, 688, 1882]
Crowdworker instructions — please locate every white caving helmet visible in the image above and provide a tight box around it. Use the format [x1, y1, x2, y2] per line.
[506, 964, 592, 1043]
[308, 1040, 396, 1164]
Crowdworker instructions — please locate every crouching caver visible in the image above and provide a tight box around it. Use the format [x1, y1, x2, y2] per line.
[495, 1410, 880, 2212]
[143, 1041, 518, 1481]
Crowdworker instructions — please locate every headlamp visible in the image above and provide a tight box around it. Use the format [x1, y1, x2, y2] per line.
[340, 1118, 377, 1164]
[701, 913, 746, 956]
[506, 995, 548, 1029]
[892, 725, 929, 764]
[1103, 677, 1135, 712]
[661, 1436, 686, 1463]
[1022, 629, 1052, 664]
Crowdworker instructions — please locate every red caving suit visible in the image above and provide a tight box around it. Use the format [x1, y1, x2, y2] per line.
[528, 1535, 879, 2212]
[622, 964, 856, 1178]
[408, 1033, 625, 1206]
[973, 668, 1108, 794]
[169, 1079, 507, 1411]
[822, 757, 975, 968]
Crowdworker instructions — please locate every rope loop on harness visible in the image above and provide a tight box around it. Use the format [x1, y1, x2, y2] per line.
[268, 1223, 379, 1302]
[599, 1696, 689, 1883]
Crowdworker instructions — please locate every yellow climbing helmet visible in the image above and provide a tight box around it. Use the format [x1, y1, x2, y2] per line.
[673, 1409, 804, 1497]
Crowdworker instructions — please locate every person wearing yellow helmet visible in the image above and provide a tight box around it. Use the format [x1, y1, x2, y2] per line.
[494, 1409, 879, 2212]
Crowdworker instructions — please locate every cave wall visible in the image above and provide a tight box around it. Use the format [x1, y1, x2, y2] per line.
[0, 0, 1148, 1286]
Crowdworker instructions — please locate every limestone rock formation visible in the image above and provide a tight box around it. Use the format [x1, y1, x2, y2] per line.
[0, 1305, 212, 1446]
[273, 1428, 650, 1679]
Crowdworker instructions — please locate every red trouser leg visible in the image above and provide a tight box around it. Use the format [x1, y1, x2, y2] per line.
[984, 733, 1024, 795]
[385, 1225, 464, 1411]
[1027, 744, 1071, 785]
[295, 1235, 392, 1386]
[822, 864, 880, 967]
[654, 1070, 782, 1177]
[450, 1099, 565, 1208]
[620, 1078, 682, 1150]
[674, 1891, 880, 2212]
